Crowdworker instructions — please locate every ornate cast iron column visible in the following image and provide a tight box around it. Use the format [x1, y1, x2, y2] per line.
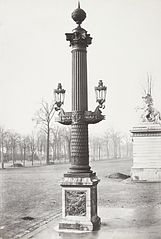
[55, 3, 107, 232]
[67, 5, 92, 174]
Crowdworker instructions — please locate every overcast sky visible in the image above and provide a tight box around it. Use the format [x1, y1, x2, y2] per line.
[0, 0, 161, 136]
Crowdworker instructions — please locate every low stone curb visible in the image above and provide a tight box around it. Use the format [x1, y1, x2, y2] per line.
[14, 211, 61, 239]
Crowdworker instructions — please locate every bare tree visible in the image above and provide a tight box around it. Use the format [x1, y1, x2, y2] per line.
[3, 130, 11, 163]
[22, 136, 30, 166]
[29, 132, 36, 166]
[104, 130, 110, 159]
[97, 137, 103, 161]
[62, 126, 71, 162]
[89, 136, 97, 161]
[36, 131, 46, 165]
[50, 126, 62, 163]
[0, 127, 5, 169]
[9, 132, 20, 165]
[33, 100, 55, 165]
[109, 129, 122, 159]
[121, 134, 133, 159]
[89, 136, 103, 161]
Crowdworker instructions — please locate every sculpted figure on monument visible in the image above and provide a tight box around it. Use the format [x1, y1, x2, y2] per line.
[141, 92, 161, 124]
[136, 77, 161, 124]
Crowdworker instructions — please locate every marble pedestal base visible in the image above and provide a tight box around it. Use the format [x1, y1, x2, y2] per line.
[59, 172, 101, 231]
[131, 123, 161, 182]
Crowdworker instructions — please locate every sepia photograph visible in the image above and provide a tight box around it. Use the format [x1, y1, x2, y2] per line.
[0, 0, 161, 238]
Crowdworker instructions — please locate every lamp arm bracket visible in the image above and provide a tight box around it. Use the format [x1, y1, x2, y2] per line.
[58, 108, 65, 116]
[94, 105, 102, 115]
[84, 110, 105, 124]
[55, 110, 72, 125]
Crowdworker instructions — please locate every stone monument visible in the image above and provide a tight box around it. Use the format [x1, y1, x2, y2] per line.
[53, 3, 107, 231]
[131, 78, 161, 182]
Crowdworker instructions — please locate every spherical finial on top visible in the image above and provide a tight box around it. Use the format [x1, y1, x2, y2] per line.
[71, 1, 86, 25]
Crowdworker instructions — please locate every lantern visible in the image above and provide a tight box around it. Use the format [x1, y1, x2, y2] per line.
[94, 80, 107, 108]
[54, 83, 66, 110]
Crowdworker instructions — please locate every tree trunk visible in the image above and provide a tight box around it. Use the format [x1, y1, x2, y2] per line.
[118, 141, 121, 158]
[93, 144, 96, 161]
[67, 141, 71, 162]
[1, 144, 4, 169]
[57, 141, 60, 162]
[46, 124, 50, 165]
[98, 146, 101, 160]
[23, 147, 26, 166]
[31, 152, 34, 166]
[126, 142, 129, 158]
[40, 146, 43, 165]
[106, 144, 109, 159]
[52, 145, 55, 162]
[20, 148, 23, 163]
[114, 143, 117, 159]
[12, 148, 14, 165]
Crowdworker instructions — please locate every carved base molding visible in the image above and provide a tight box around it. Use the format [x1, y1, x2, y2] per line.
[59, 173, 101, 231]
[131, 168, 161, 182]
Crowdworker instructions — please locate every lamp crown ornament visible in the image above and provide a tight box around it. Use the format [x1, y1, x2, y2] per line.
[71, 1, 86, 26]
[54, 83, 65, 94]
[65, 2, 92, 48]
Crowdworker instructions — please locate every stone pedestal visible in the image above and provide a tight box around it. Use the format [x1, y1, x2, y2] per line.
[131, 123, 161, 182]
[59, 172, 101, 231]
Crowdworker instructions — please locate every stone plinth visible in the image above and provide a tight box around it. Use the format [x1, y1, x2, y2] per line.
[59, 172, 101, 231]
[131, 123, 161, 182]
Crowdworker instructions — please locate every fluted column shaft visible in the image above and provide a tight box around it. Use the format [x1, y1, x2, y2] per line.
[65, 23, 92, 173]
[70, 47, 90, 173]
[72, 49, 88, 111]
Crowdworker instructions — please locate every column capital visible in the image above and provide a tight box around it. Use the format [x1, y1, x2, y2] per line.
[66, 26, 92, 48]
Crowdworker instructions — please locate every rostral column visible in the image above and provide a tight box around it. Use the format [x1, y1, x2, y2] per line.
[58, 3, 106, 231]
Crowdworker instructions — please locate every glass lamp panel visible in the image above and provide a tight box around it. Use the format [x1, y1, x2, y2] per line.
[96, 90, 98, 100]
[101, 89, 103, 100]
[104, 88, 107, 101]
[97, 91, 100, 101]
[102, 90, 105, 101]
[95, 89, 98, 101]
[56, 93, 60, 103]
[59, 93, 62, 103]
[98, 90, 100, 100]
[62, 93, 65, 104]
[54, 92, 56, 103]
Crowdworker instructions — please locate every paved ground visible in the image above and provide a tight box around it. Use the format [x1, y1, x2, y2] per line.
[1, 159, 161, 239]
[24, 206, 161, 239]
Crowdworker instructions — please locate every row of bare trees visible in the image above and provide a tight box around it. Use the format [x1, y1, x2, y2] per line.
[0, 98, 132, 169]
[0, 123, 132, 169]
[0, 125, 71, 169]
[89, 129, 132, 161]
